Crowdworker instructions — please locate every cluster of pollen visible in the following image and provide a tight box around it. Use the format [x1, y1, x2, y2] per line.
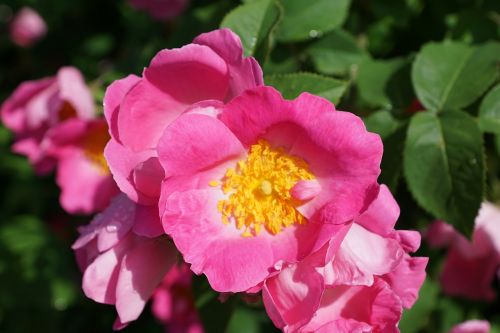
[213, 139, 315, 237]
[83, 127, 110, 174]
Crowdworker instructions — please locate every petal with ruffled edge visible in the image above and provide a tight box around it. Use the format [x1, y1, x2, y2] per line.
[115, 238, 177, 324]
[301, 279, 402, 333]
[262, 253, 326, 330]
[382, 255, 428, 308]
[324, 223, 404, 287]
[0, 77, 54, 132]
[356, 184, 400, 237]
[117, 44, 229, 151]
[193, 28, 264, 100]
[103, 74, 141, 141]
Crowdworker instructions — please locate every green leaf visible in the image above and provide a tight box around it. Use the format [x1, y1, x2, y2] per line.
[448, 10, 499, 44]
[403, 110, 484, 236]
[412, 41, 500, 111]
[399, 279, 439, 333]
[276, 0, 351, 42]
[364, 110, 402, 139]
[220, 0, 282, 58]
[479, 84, 500, 134]
[357, 57, 409, 109]
[226, 307, 261, 333]
[265, 72, 348, 104]
[192, 275, 235, 333]
[364, 111, 407, 190]
[307, 29, 368, 76]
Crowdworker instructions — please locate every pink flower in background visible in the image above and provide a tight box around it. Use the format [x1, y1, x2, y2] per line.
[449, 320, 490, 333]
[128, 0, 189, 21]
[426, 202, 500, 301]
[44, 118, 119, 214]
[152, 264, 204, 333]
[158, 86, 383, 292]
[73, 194, 175, 329]
[1, 66, 94, 174]
[104, 28, 263, 207]
[262, 185, 428, 332]
[9, 7, 47, 47]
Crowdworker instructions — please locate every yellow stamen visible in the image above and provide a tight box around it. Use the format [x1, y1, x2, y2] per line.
[217, 139, 314, 237]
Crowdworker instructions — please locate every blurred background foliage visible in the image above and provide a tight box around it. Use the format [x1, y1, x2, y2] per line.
[0, 0, 499, 332]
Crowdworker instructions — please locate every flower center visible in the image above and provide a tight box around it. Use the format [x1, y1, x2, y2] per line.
[58, 101, 77, 121]
[215, 139, 314, 237]
[83, 126, 110, 174]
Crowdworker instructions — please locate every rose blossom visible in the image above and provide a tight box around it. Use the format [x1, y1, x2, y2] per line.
[262, 184, 428, 332]
[151, 263, 203, 333]
[1, 67, 94, 174]
[103, 28, 263, 207]
[73, 194, 174, 329]
[128, 0, 188, 21]
[426, 202, 500, 301]
[157, 86, 383, 292]
[9, 7, 47, 47]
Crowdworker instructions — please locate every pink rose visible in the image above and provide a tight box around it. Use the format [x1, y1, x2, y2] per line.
[73, 194, 175, 328]
[449, 320, 490, 333]
[103, 28, 263, 207]
[151, 264, 204, 333]
[9, 7, 47, 47]
[128, 0, 189, 21]
[157, 86, 383, 292]
[262, 185, 428, 332]
[44, 118, 119, 214]
[1, 67, 94, 174]
[426, 202, 500, 301]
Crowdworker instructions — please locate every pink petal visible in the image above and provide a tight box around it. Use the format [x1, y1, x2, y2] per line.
[450, 320, 491, 333]
[56, 149, 119, 214]
[103, 74, 141, 141]
[426, 220, 457, 248]
[132, 156, 164, 201]
[475, 202, 500, 256]
[116, 79, 186, 152]
[132, 202, 164, 238]
[0, 77, 54, 132]
[115, 238, 178, 323]
[290, 179, 322, 201]
[440, 246, 498, 301]
[262, 258, 325, 330]
[94, 194, 137, 252]
[302, 279, 402, 333]
[104, 139, 158, 205]
[325, 223, 404, 286]
[157, 113, 245, 176]
[356, 184, 400, 236]
[82, 234, 134, 304]
[382, 255, 428, 308]
[193, 28, 264, 99]
[56, 67, 95, 119]
[144, 44, 229, 104]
